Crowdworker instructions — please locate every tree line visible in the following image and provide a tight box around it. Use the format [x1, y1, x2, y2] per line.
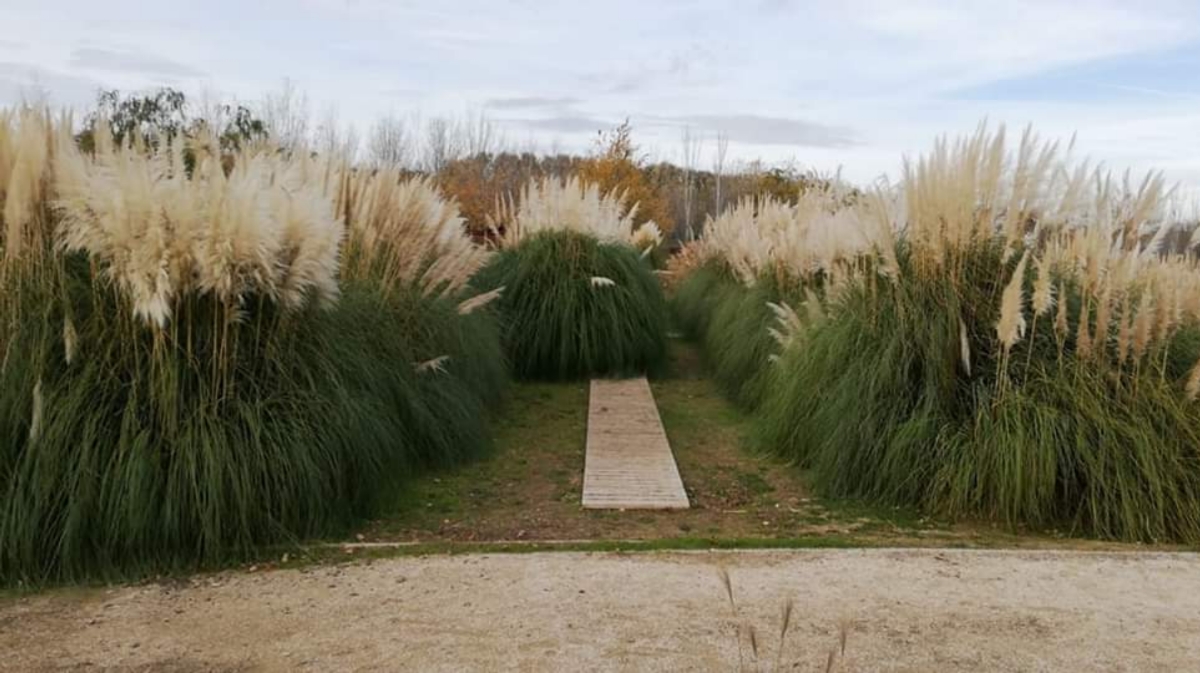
[71, 88, 838, 245]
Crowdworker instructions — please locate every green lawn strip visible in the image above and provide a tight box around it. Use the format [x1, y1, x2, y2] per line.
[259, 533, 1198, 575]
[364, 379, 589, 539]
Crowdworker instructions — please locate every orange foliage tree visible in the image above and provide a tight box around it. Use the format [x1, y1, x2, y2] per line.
[575, 121, 674, 234]
[436, 152, 554, 237]
[435, 154, 502, 233]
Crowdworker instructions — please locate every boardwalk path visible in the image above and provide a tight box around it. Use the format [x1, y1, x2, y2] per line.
[582, 377, 689, 510]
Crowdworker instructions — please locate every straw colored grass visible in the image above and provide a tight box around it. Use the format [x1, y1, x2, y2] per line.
[670, 188, 889, 409]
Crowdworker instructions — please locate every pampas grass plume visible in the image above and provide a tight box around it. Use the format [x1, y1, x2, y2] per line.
[1032, 255, 1054, 317]
[996, 250, 1030, 352]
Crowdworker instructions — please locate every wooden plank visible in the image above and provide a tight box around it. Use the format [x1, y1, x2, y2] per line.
[582, 378, 689, 510]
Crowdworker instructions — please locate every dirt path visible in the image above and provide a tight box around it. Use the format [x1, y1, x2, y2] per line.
[2, 549, 1197, 672]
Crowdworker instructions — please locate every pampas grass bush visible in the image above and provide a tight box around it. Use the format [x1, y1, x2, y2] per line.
[0, 112, 505, 582]
[672, 261, 801, 408]
[754, 126, 1200, 542]
[0, 118, 364, 581]
[670, 190, 890, 408]
[476, 177, 667, 379]
[675, 124, 1200, 542]
[334, 168, 507, 467]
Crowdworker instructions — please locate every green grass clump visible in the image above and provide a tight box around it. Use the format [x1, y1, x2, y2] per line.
[673, 125, 1200, 544]
[671, 260, 730, 341]
[0, 260, 505, 583]
[0, 119, 507, 583]
[0, 262, 376, 582]
[758, 243, 1200, 543]
[335, 284, 507, 473]
[475, 230, 668, 380]
[672, 262, 805, 409]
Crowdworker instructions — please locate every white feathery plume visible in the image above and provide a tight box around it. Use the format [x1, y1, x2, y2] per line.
[1076, 299, 1093, 358]
[336, 171, 488, 299]
[996, 251, 1030, 352]
[1054, 282, 1070, 341]
[28, 378, 43, 443]
[767, 300, 804, 348]
[959, 318, 971, 376]
[498, 177, 638, 247]
[62, 315, 78, 365]
[1187, 356, 1200, 401]
[1131, 293, 1156, 362]
[457, 287, 504, 315]
[54, 131, 343, 326]
[414, 355, 450, 374]
[630, 221, 663, 250]
[1031, 255, 1055, 317]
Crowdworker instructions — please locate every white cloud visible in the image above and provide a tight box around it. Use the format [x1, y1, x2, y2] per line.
[485, 96, 582, 111]
[0, 0, 1196, 191]
[70, 47, 205, 79]
[506, 115, 612, 134]
[0, 62, 103, 107]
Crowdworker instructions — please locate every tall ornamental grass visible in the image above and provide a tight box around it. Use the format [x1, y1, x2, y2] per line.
[671, 259, 804, 408]
[333, 168, 507, 466]
[670, 188, 891, 408]
[476, 177, 668, 379]
[763, 127, 1200, 542]
[0, 111, 505, 582]
[677, 124, 1200, 543]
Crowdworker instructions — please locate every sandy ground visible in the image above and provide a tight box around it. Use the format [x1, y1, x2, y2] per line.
[2, 548, 1198, 672]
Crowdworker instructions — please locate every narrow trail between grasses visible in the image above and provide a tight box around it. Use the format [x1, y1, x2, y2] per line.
[3, 549, 1198, 671]
[582, 377, 689, 510]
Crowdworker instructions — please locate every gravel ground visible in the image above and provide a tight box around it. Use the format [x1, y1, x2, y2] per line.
[2, 548, 1198, 671]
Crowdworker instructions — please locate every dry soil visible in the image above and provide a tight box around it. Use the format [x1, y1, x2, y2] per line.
[2, 548, 1198, 671]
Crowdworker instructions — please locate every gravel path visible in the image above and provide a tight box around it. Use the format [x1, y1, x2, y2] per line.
[2, 548, 1198, 671]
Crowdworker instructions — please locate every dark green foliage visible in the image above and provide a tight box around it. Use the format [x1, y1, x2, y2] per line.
[334, 284, 507, 473]
[76, 88, 268, 154]
[475, 230, 668, 380]
[670, 261, 730, 340]
[673, 239, 1200, 543]
[756, 243, 1200, 543]
[0, 259, 504, 583]
[672, 263, 805, 409]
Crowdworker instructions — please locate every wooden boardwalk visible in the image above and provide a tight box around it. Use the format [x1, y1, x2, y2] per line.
[582, 377, 689, 510]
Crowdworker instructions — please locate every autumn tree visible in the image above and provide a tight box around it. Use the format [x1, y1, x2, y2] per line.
[437, 153, 511, 235]
[575, 121, 674, 234]
[436, 151, 579, 236]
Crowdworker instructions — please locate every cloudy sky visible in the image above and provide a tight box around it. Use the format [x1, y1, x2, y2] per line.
[2, 0, 1199, 191]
